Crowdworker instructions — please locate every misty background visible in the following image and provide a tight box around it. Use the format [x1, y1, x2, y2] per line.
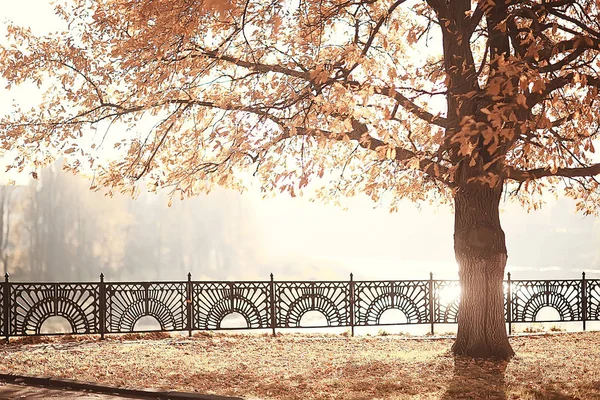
[0, 159, 598, 284]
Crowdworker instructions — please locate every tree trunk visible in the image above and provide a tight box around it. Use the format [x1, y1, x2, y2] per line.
[452, 178, 514, 359]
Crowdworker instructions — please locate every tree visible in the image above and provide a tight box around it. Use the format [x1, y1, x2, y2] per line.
[1, 0, 600, 358]
[17, 161, 121, 281]
[0, 185, 15, 276]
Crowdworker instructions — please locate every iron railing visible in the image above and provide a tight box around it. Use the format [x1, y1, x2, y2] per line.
[1, 272, 598, 339]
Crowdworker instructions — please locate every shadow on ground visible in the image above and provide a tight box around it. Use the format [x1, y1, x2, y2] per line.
[442, 356, 508, 399]
[0, 383, 128, 399]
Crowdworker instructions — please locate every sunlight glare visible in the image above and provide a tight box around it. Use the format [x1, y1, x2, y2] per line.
[438, 286, 461, 306]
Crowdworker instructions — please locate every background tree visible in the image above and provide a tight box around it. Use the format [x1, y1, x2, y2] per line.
[0, 186, 15, 275]
[19, 164, 96, 280]
[2, 0, 600, 358]
[3, 159, 263, 281]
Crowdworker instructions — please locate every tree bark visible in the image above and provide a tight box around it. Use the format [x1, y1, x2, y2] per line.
[452, 173, 514, 359]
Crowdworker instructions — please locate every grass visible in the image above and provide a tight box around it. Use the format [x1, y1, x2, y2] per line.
[1, 331, 599, 399]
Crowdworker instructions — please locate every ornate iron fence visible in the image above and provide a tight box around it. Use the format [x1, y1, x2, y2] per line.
[1, 271, 598, 339]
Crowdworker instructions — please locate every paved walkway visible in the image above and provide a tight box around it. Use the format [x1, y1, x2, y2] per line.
[0, 382, 145, 399]
[0, 374, 241, 400]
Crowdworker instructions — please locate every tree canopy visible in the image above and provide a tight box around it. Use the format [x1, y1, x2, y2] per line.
[1, 0, 598, 211]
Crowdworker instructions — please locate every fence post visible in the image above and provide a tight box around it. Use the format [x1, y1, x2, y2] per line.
[582, 271, 587, 332]
[349, 273, 355, 337]
[4, 273, 9, 342]
[507, 272, 512, 335]
[187, 272, 193, 337]
[270, 273, 276, 337]
[429, 272, 434, 335]
[99, 273, 106, 340]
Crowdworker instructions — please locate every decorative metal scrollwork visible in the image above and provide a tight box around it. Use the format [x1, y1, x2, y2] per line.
[434, 280, 460, 323]
[3, 273, 600, 338]
[0, 285, 4, 336]
[10, 283, 99, 335]
[193, 282, 270, 329]
[354, 281, 428, 325]
[106, 282, 187, 332]
[587, 280, 600, 320]
[511, 280, 581, 322]
[275, 281, 349, 327]
[503, 281, 509, 320]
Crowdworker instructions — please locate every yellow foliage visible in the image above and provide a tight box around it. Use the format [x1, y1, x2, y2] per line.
[0, 0, 599, 214]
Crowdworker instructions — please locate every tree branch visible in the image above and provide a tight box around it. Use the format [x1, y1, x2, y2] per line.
[289, 120, 453, 185]
[360, 0, 408, 57]
[196, 49, 309, 79]
[528, 73, 600, 108]
[372, 85, 448, 128]
[505, 163, 600, 182]
[466, 0, 487, 38]
[425, 0, 450, 20]
[182, 49, 449, 128]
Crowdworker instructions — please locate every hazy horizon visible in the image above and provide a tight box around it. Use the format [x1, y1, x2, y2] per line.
[0, 160, 597, 283]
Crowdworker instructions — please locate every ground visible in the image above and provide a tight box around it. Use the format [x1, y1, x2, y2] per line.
[0, 331, 598, 399]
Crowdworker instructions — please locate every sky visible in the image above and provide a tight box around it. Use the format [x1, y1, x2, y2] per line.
[1, 1, 599, 282]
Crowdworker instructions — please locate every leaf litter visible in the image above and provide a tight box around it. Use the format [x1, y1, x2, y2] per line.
[0, 331, 599, 399]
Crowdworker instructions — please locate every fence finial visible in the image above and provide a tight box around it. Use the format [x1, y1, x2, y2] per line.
[4, 273, 8, 282]
[188, 272, 192, 281]
[350, 272, 353, 281]
[429, 272, 433, 280]
[270, 273, 274, 281]
[100, 272, 104, 282]
[583, 271, 586, 279]
[507, 272, 511, 280]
